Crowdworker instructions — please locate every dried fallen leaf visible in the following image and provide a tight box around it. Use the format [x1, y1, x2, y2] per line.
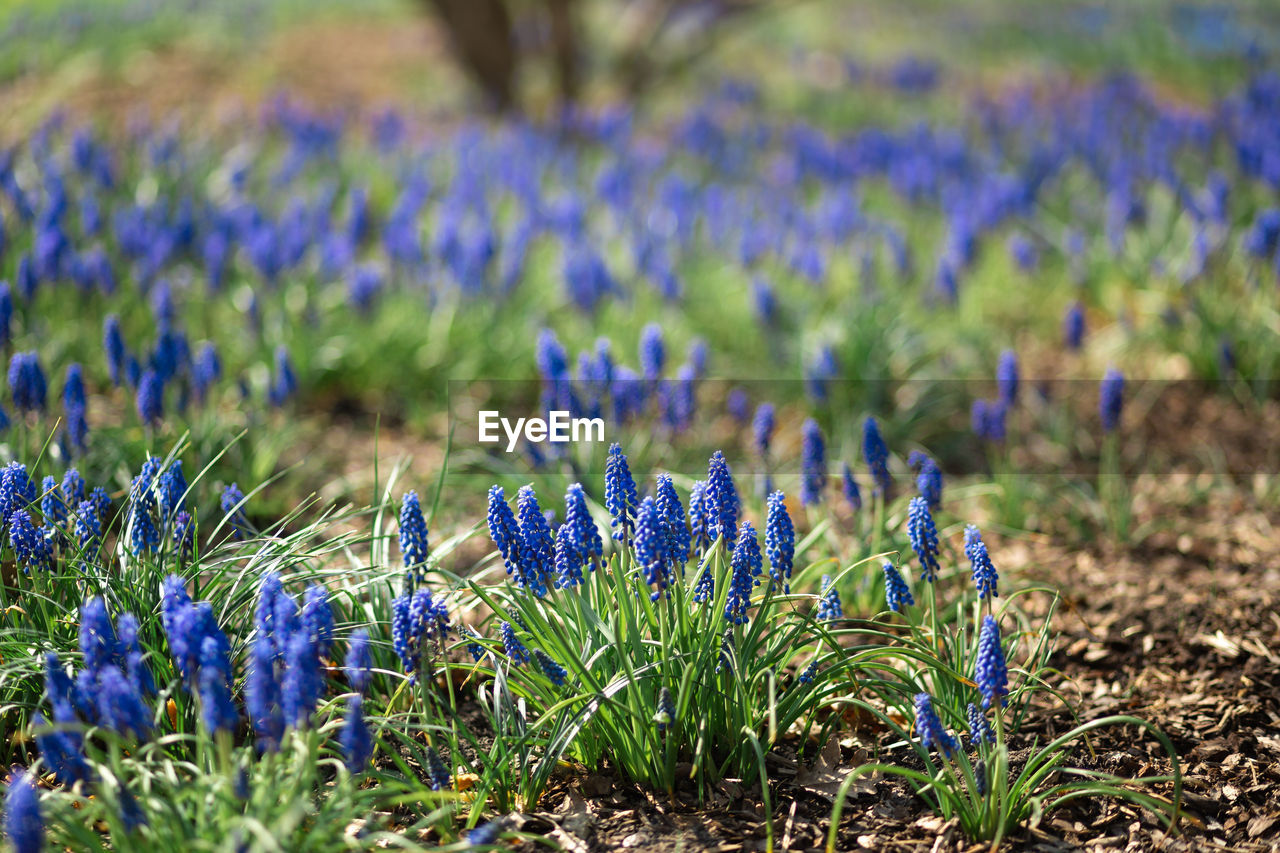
[795, 735, 879, 802]
[1247, 814, 1279, 838]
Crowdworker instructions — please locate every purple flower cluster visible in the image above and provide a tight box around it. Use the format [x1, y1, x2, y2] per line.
[907, 497, 941, 582]
[391, 588, 452, 680]
[883, 562, 914, 612]
[399, 490, 430, 587]
[800, 419, 826, 506]
[723, 522, 762, 624]
[764, 491, 795, 594]
[913, 692, 959, 758]
[36, 597, 157, 786]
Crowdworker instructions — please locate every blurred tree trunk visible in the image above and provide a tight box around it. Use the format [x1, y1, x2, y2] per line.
[422, 0, 519, 112]
[544, 0, 581, 107]
[616, 0, 763, 99]
[419, 0, 773, 113]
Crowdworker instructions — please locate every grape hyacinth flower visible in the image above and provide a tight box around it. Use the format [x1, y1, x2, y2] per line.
[883, 562, 914, 612]
[8, 351, 47, 414]
[975, 615, 1010, 709]
[345, 629, 371, 694]
[664, 367, 697, 432]
[971, 398, 1007, 443]
[9, 510, 53, 574]
[424, 746, 452, 791]
[913, 692, 958, 758]
[467, 821, 503, 846]
[32, 711, 91, 786]
[44, 653, 80, 718]
[95, 665, 152, 741]
[967, 703, 994, 746]
[461, 626, 485, 661]
[172, 511, 194, 560]
[726, 388, 750, 423]
[533, 649, 568, 686]
[73, 500, 101, 565]
[816, 575, 843, 622]
[907, 497, 941, 582]
[553, 524, 584, 590]
[752, 403, 775, 456]
[965, 526, 998, 600]
[487, 486, 524, 580]
[61, 469, 86, 507]
[62, 363, 88, 453]
[535, 328, 568, 381]
[1100, 367, 1124, 433]
[399, 490, 429, 587]
[157, 460, 187, 523]
[605, 443, 639, 546]
[254, 573, 294, 661]
[688, 481, 709, 556]
[705, 451, 740, 548]
[391, 590, 452, 678]
[90, 487, 111, 523]
[499, 621, 530, 666]
[724, 522, 762, 624]
[79, 597, 118, 673]
[341, 695, 374, 774]
[199, 637, 238, 735]
[639, 323, 665, 382]
[688, 339, 708, 378]
[654, 686, 676, 732]
[221, 483, 250, 539]
[118, 613, 155, 697]
[135, 369, 163, 425]
[996, 350, 1019, 407]
[841, 462, 861, 512]
[0, 462, 36, 521]
[162, 582, 231, 691]
[797, 662, 817, 685]
[39, 476, 65, 533]
[655, 474, 690, 574]
[301, 586, 335, 657]
[634, 496, 670, 601]
[268, 345, 298, 407]
[4, 771, 43, 853]
[805, 346, 838, 404]
[127, 456, 162, 556]
[282, 630, 322, 729]
[563, 483, 603, 571]
[764, 491, 794, 594]
[693, 562, 714, 603]
[800, 419, 826, 506]
[515, 486, 554, 596]
[1063, 301, 1085, 350]
[962, 522, 977, 568]
[193, 342, 221, 402]
[863, 417, 891, 498]
[246, 634, 284, 751]
[125, 356, 141, 389]
[912, 454, 943, 509]
[160, 576, 194, 661]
